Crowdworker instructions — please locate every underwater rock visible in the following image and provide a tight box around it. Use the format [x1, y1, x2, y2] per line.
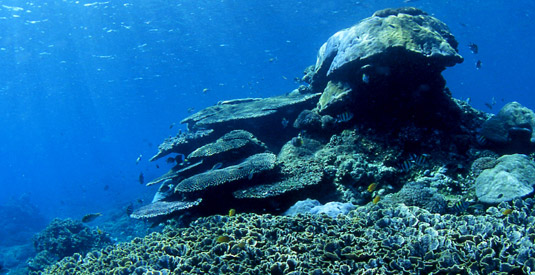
[130, 199, 202, 219]
[293, 109, 322, 131]
[150, 129, 215, 161]
[480, 102, 535, 153]
[316, 81, 353, 114]
[303, 7, 466, 132]
[284, 199, 355, 218]
[475, 154, 535, 203]
[174, 153, 277, 193]
[311, 7, 462, 91]
[283, 198, 321, 215]
[187, 130, 267, 163]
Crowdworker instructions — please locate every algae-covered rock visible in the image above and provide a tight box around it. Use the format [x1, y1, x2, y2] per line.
[311, 7, 462, 90]
[475, 154, 535, 203]
[480, 102, 535, 153]
[317, 81, 353, 114]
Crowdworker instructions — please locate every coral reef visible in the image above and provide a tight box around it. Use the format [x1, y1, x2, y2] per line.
[136, 7, 491, 220]
[32, 7, 535, 274]
[284, 199, 356, 218]
[44, 199, 535, 274]
[28, 218, 112, 272]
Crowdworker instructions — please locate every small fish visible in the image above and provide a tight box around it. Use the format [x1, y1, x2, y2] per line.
[468, 42, 478, 54]
[137, 199, 144, 204]
[367, 183, 378, 193]
[211, 162, 223, 170]
[216, 235, 230, 243]
[484, 102, 493, 110]
[411, 153, 429, 166]
[291, 136, 303, 147]
[476, 60, 482, 70]
[451, 200, 470, 214]
[248, 172, 254, 180]
[502, 209, 513, 216]
[362, 73, 370, 84]
[138, 172, 144, 185]
[465, 97, 471, 104]
[281, 117, 289, 128]
[399, 160, 413, 172]
[169, 123, 175, 129]
[202, 88, 210, 93]
[103, 184, 109, 191]
[229, 208, 236, 217]
[96, 228, 103, 234]
[82, 213, 102, 223]
[187, 107, 195, 113]
[475, 134, 487, 146]
[136, 154, 142, 164]
[335, 112, 354, 123]
[372, 195, 380, 204]
[126, 204, 134, 216]
[156, 164, 160, 169]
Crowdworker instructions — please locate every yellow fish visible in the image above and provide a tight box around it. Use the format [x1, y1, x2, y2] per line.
[229, 209, 236, 217]
[502, 209, 513, 216]
[367, 183, 378, 192]
[372, 196, 380, 205]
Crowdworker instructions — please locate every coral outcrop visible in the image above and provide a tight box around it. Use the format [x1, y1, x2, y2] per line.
[480, 101, 535, 153]
[475, 154, 535, 203]
[28, 218, 111, 272]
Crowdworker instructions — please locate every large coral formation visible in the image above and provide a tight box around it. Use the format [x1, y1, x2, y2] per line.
[28, 218, 111, 272]
[480, 101, 535, 153]
[45, 198, 535, 274]
[311, 7, 461, 89]
[475, 154, 535, 203]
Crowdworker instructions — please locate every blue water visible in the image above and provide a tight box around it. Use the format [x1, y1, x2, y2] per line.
[0, 0, 533, 261]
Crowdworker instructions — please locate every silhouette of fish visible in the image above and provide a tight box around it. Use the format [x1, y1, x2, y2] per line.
[82, 213, 102, 223]
[468, 42, 478, 54]
[139, 172, 144, 185]
[126, 204, 134, 216]
[476, 60, 482, 70]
